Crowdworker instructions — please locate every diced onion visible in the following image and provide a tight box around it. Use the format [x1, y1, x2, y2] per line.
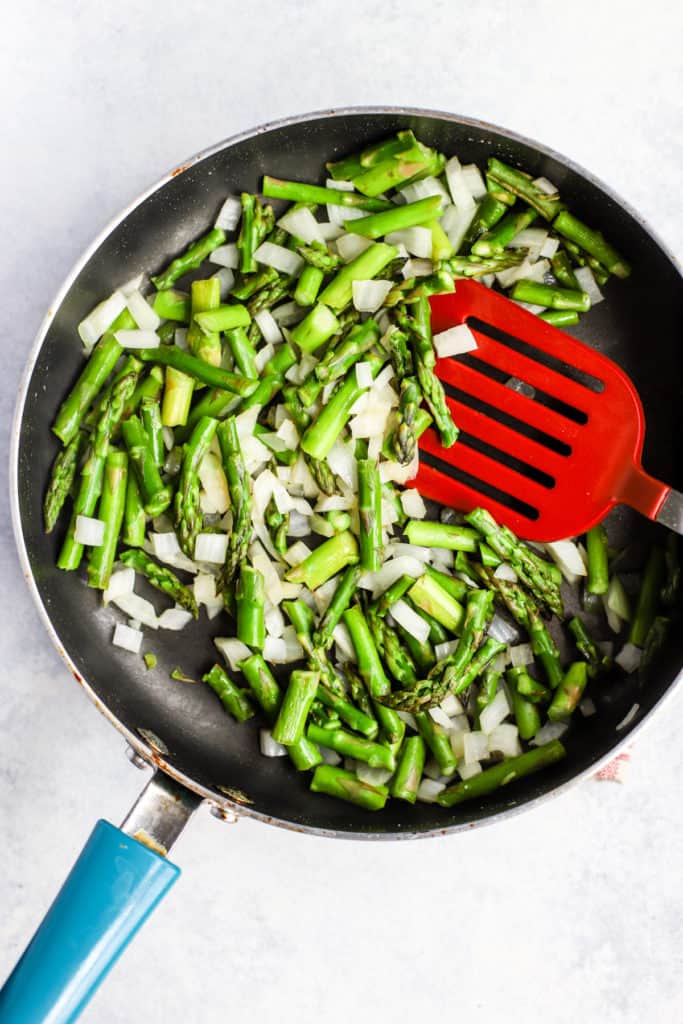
[458, 760, 483, 781]
[416, 779, 445, 803]
[212, 268, 235, 298]
[396, 710, 418, 731]
[198, 452, 229, 514]
[399, 176, 450, 206]
[260, 729, 288, 757]
[125, 290, 161, 331]
[158, 607, 193, 631]
[215, 637, 251, 671]
[463, 731, 488, 764]
[74, 515, 105, 546]
[616, 703, 640, 731]
[509, 643, 533, 667]
[265, 604, 285, 638]
[326, 178, 355, 192]
[333, 233, 373, 265]
[119, 274, 145, 297]
[479, 688, 511, 734]
[316, 494, 353, 512]
[435, 640, 458, 661]
[440, 202, 475, 254]
[111, 592, 159, 629]
[461, 164, 487, 199]
[112, 623, 143, 653]
[358, 556, 424, 597]
[254, 342, 275, 375]
[615, 642, 642, 673]
[530, 720, 568, 746]
[579, 698, 596, 717]
[532, 176, 559, 196]
[277, 206, 324, 245]
[428, 706, 453, 730]
[487, 723, 521, 758]
[509, 228, 549, 261]
[386, 543, 431, 562]
[265, 627, 303, 663]
[103, 568, 135, 604]
[386, 599, 431, 644]
[354, 361, 374, 388]
[401, 258, 433, 279]
[174, 328, 188, 351]
[545, 539, 587, 581]
[385, 226, 433, 258]
[78, 290, 127, 349]
[254, 310, 283, 345]
[540, 236, 560, 259]
[209, 243, 239, 269]
[253, 242, 304, 276]
[606, 575, 631, 621]
[114, 329, 160, 349]
[488, 613, 519, 645]
[318, 221, 345, 241]
[332, 622, 355, 662]
[575, 265, 604, 305]
[215, 196, 242, 230]
[194, 573, 222, 611]
[400, 489, 426, 519]
[327, 440, 357, 489]
[493, 562, 517, 582]
[351, 279, 392, 312]
[194, 533, 229, 564]
[272, 301, 307, 326]
[433, 324, 478, 358]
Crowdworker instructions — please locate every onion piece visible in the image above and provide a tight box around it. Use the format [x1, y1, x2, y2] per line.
[174, 328, 188, 351]
[149, 532, 198, 574]
[260, 729, 288, 757]
[416, 779, 446, 803]
[616, 703, 640, 731]
[575, 265, 604, 306]
[493, 562, 517, 582]
[488, 613, 519, 645]
[194, 573, 222, 613]
[194, 533, 228, 564]
[198, 452, 229, 514]
[433, 324, 478, 358]
[103, 567, 135, 604]
[215, 636, 252, 671]
[125, 290, 161, 331]
[358, 556, 424, 597]
[352, 279, 393, 313]
[579, 698, 596, 717]
[356, 764, 394, 787]
[158, 607, 193, 631]
[78, 290, 127, 350]
[461, 164, 487, 199]
[335, 234, 373, 263]
[354, 361, 374, 388]
[254, 310, 283, 345]
[615, 642, 642, 673]
[112, 623, 143, 653]
[74, 515, 105, 546]
[264, 626, 303, 663]
[399, 489, 426, 519]
[253, 242, 303, 276]
[539, 236, 560, 259]
[487, 723, 521, 758]
[399, 176, 450, 206]
[428, 706, 452, 730]
[391, 599, 430, 644]
[532, 176, 559, 196]
[277, 206, 324, 245]
[479, 688, 511, 734]
[318, 221, 345, 241]
[265, 604, 285, 638]
[114, 329, 160, 349]
[509, 643, 533, 667]
[463, 731, 488, 764]
[530, 721, 568, 746]
[212, 268, 235, 298]
[459, 760, 483, 781]
[545, 539, 587, 581]
[401, 258, 433, 279]
[119, 274, 145, 297]
[606, 575, 631, 621]
[209, 243, 239, 269]
[384, 226, 433, 258]
[215, 195, 242, 231]
[111, 592, 159, 629]
[332, 622, 356, 662]
[434, 640, 458, 661]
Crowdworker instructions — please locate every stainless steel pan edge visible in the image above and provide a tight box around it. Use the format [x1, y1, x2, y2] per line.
[9, 105, 683, 840]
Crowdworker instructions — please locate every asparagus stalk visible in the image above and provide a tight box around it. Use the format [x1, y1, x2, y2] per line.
[294, 265, 324, 307]
[391, 735, 426, 803]
[367, 606, 418, 687]
[443, 251, 526, 278]
[374, 574, 416, 615]
[57, 447, 106, 570]
[296, 242, 340, 273]
[451, 637, 506, 696]
[309, 765, 388, 810]
[511, 280, 590, 312]
[391, 375, 421, 464]
[526, 605, 563, 688]
[153, 289, 190, 322]
[317, 243, 398, 311]
[137, 346, 258, 396]
[140, 399, 164, 468]
[194, 304, 251, 334]
[262, 176, 392, 211]
[343, 605, 405, 745]
[313, 565, 361, 649]
[285, 531, 359, 590]
[629, 547, 666, 647]
[225, 327, 258, 380]
[290, 304, 341, 353]
[548, 662, 589, 721]
[186, 278, 222, 366]
[422, 564, 467, 602]
[316, 685, 378, 739]
[415, 711, 458, 776]
[239, 342, 297, 412]
[553, 210, 631, 278]
[551, 251, 580, 290]
[120, 415, 172, 517]
[437, 740, 566, 807]
[44, 434, 82, 533]
[539, 310, 580, 327]
[404, 520, 478, 551]
[471, 206, 537, 256]
[217, 416, 251, 587]
[312, 319, 380, 384]
[487, 158, 563, 221]
[236, 564, 266, 649]
[407, 574, 465, 633]
[203, 664, 254, 723]
[174, 415, 218, 558]
[476, 664, 502, 716]
[272, 670, 320, 744]
[87, 450, 128, 589]
[308, 722, 395, 771]
[346, 196, 442, 239]
[514, 669, 551, 704]
[568, 616, 611, 676]
[119, 548, 198, 617]
[123, 366, 164, 422]
[399, 297, 458, 448]
[300, 354, 384, 460]
[358, 459, 382, 571]
[121, 474, 146, 547]
[151, 227, 227, 290]
[52, 320, 129, 444]
[507, 667, 541, 739]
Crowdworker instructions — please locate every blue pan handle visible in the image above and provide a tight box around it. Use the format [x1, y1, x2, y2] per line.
[0, 771, 200, 1024]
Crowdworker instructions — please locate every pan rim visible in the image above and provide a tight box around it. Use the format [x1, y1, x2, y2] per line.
[10, 104, 683, 840]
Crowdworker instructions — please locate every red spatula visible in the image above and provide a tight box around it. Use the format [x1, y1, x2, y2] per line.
[415, 280, 682, 541]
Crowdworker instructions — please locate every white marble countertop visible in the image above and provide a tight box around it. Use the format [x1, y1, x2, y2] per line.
[2, 2, 682, 1021]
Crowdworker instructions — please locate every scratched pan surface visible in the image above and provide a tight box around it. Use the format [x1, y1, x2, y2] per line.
[12, 108, 683, 838]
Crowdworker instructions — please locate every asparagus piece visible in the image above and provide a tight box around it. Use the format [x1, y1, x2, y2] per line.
[485, 174, 517, 206]
[437, 740, 566, 806]
[122, 474, 146, 547]
[374, 575, 416, 615]
[568, 616, 611, 676]
[53, 330, 124, 445]
[471, 206, 537, 256]
[585, 524, 609, 595]
[343, 605, 405, 744]
[140, 399, 164, 468]
[272, 670, 320, 744]
[300, 354, 385, 460]
[238, 654, 322, 771]
[313, 565, 361, 649]
[283, 598, 346, 697]
[506, 668, 541, 739]
[296, 242, 340, 273]
[553, 210, 631, 278]
[317, 243, 398, 311]
[236, 194, 274, 274]
[641, 616, 671, 671]
[225, 327, 258, 380]
[306, 457, 336, 495]
[462, 194, 509, 247]
[351, 139, 444, 197]
[548, 661, 589, 721]
[44, 433, 82, 533]
[162, 367, 194, 428]
[399, 297, 458, 447]
[265, 497, 288, 556]
[236, 564, 266, 649]
[120, 548, 198, 617]
[511, 280, 590, 312]
[551, 251, 580, 290]
[217, 417, 251, 587]
[316, 684, 378, 739]
[367, 606, 418, 687]
[185, 278, 222, 366]
[294, 265, 324, 307]
[309, 765, 388, 810]
[312, 319, 380, 384]
[396, 624, 436, 674]
[120, 415, 172, 517]
[405, 520, 478, 551]
[415, 711, 458, 776]
[308, 722, 395, 771]
[203, 664, 254, 723]
[383, 406, 432, 463]
[539, 310, 580, 327]
[358, 459, 382, 571]
[174, 415, 218, 558]
[487, 158, 563, 221]
[526, 604, 563, 688]
[422, 564, 467, 602]
[87, 450, 128, 589]
[386, 326, 412, 377]
[476, 664, 502, 716]
[629, 547, 666, 647]
[151, 227, 226, 290]
[393, 376, 421, 464]
[391, 735, 426, 803]
[282, 385, 311, 431]
[137, 346, 258, 396]
[451, 637, 506, 696]
[290, 304, 341, 353]
[346, 195, 442, 239]
[443, 251, 526, 278]
[153, 289, 190, 322]
[57, 447, 106, 570]
[286, 531, 359, 590]
[262, 176, 392, 211]
[194, 304, 251, 334]
[407, 574, 465, 633]
[465, 507, 563, 617]
[514, 669, 551, 704]
[239, 342, 297, 412]
[124, 366, 164, 422]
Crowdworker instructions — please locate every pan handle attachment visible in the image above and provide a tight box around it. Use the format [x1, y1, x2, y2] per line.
[0, 770, 200, 1024]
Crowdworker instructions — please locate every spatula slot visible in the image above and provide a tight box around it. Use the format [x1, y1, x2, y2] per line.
[458, 353, 589, 425]
[441, 380, 572, 457]
[457, 432, 556, 489]
[468, 316, 605, 394]
[420, 449, 540, 521]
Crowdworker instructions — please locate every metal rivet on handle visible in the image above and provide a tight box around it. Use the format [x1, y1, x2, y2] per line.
[209, 804, 239, 824]
[125, 746, 149, 770]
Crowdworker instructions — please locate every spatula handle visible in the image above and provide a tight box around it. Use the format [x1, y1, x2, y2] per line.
[618, 466, 683, 534]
